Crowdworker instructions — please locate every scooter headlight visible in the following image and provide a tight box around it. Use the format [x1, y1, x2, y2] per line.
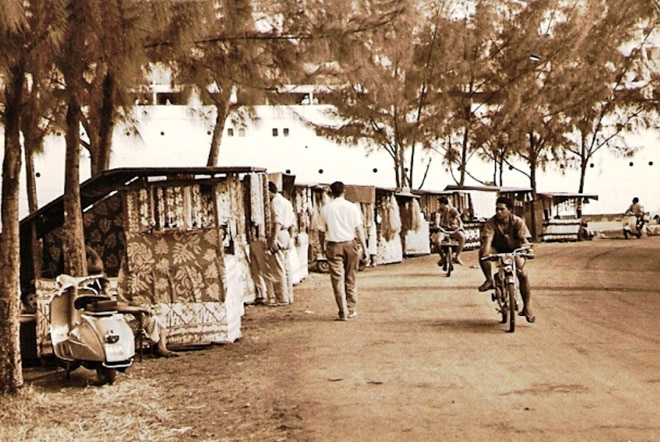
[105, 331, 120, 344]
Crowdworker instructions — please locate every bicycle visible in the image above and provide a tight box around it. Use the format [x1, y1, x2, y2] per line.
[433, 227, 461, 277]
[480, 246, 534, 332]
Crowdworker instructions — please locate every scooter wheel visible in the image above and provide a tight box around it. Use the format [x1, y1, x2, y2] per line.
[96, 366, 117, 385]
[317, 260, 330, 273]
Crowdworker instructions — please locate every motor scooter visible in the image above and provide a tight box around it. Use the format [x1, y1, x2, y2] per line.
[622, 210, 649, 239]
[49, 274, 135, 384]
[433, 227, 460, 277]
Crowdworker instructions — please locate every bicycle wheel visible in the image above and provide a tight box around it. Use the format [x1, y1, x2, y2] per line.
[445, 248, 453, 277]
[496, 285, 507, 324]
[507, 284, 516, 333]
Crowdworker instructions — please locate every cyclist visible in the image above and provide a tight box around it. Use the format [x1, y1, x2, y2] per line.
[431, 196, 466, 266]
[478, 196, 535, 323]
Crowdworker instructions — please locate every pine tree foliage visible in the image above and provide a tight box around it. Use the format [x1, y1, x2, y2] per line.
[311, 0, 658, 192]
[311, 0, 433, 188]
[554, 0, 659, 195]
[164, 0, 304, 166]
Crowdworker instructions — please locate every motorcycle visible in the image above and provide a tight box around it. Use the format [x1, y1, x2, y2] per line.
[49, 274, 135, 384]
[480, 246, 534, 333]
[431, 227, 461, 277]
[622, 210, 649, 239]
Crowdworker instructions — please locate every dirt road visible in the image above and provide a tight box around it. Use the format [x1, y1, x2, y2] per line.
[263, 237, 660, 441]
[14, 237, 660, 441]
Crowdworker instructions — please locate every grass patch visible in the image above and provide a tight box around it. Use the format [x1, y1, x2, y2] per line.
[0, 374, 177, 441]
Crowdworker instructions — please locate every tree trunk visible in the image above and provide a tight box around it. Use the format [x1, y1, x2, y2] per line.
[207, 99, 230, 167]
[459, 125, 469, 187]
[396, 144, 404, 188]
[95, 72, 116, 176]
[493, 154, 497, 186]
[62, 96, 88, 276]
[24, 136, 43, 282]
[576, 133, 589, 218]
[407, 143, 415, 189]
[577, 161, 588, 218]
[528, 132, 539, 242]
[22, 81, 45, 282]
[0, 65, 26, 393]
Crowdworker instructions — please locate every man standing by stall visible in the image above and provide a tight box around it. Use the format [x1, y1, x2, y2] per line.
[318, 181, 369, 321]
[267, 181, 296, 306]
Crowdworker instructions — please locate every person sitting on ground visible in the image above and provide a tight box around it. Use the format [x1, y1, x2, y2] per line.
[578, 221, 594, 241]
[86, 246, 178, 358]
[477, 197, 535, 323]
[431, 196, 467, 266]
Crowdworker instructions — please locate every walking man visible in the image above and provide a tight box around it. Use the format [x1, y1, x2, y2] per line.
[318, 181, 369, 321]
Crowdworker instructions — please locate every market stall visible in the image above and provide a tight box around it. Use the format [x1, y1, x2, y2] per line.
[20, 167, 267, 357]
[498, 189, 599, 242]
[374, 187, 403, 265]
[394, 189, 429, 257]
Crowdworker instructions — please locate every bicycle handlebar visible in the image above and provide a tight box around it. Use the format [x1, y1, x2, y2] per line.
[480, 246, 534, 262]
[432, 226, 462, 235]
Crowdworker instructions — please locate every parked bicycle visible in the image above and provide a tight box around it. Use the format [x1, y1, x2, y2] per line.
[480, 245, 534, 332]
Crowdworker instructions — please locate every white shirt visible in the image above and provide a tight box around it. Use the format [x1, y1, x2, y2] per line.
[271, 193, 295, 229]
[319, 196, 363, 242]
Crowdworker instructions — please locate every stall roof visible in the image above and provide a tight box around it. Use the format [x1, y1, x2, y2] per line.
[412, 189, 455, 196]
[537, 192, 599, 204]
[444, 184, 501, 193]
[393, 191, 420, 199]
[20, 166, 266, 239]
[489, 187, 599, 203]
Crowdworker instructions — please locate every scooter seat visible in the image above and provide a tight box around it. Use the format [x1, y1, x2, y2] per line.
[74, 295, 113, 311]
[86, 299, 118, 313]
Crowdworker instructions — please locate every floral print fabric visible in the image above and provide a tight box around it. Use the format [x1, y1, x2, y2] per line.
[121, 228, 225, 305]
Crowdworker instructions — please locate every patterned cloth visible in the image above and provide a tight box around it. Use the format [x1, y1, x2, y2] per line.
[120, 229, 225, 305]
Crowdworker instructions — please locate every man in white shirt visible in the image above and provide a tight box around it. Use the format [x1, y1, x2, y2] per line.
[318, 181, 369, 321]
[267, 181, 296, 305]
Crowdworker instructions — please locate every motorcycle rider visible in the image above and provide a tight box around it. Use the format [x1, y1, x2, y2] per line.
[432, 196, 466, 266]
[625, 197, 645, 235]
[478, 196, 535, 323]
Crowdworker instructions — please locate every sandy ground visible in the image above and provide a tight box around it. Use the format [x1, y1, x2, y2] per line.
[13, 235, 660, 441]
